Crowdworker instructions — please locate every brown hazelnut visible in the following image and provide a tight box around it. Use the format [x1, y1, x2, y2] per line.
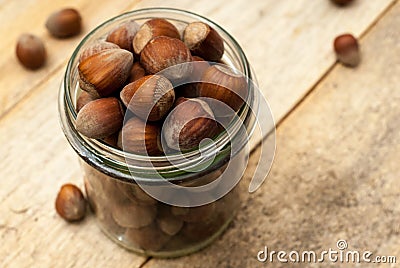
[198, 65, 248, 113]
[78, 49, 133, 97]
[133, 18, 180, 55]
[157, 207, 183, 236]
[183, 21, 224, 61]
[112, 202, 157, 228]
[171, 202, 215, 223]
[45, 8, 82, 38]
[128, 62, 147, 83]
[76, 97, 124, 139]
[125, 223, 171, 251]
[79, 41, 119, 63]
[102, 133, 119, 148]
[331, 0, 354, 6]
[55, 183, 86, 222]
[118, 117, 163, 156]
[106, 20, 139, 52]
[15, 34, 46, 70]
[76, 91, 98, 112]
[120, 75, 175, 122]
[333, 33, 360, 67]
[162, 98, 219, 151]
[140, 36, 193, 81]
[175, 56, 210, 98]
[117, 183, 158, 205]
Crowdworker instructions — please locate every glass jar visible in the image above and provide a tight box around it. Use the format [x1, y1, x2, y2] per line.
[58, 8, 259, 257]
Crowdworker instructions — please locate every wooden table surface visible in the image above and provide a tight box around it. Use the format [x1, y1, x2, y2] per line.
[1, 0, 399, 267]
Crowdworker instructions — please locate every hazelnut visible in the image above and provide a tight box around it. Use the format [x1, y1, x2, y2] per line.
[106, 20, 139, 52]
[183, 21, 224, 61]
[171, 202, 215, 223]
[140, 36, 193, 81]
[79, 41, 119, 63]
[128, 62, 147, 83]
[117, 183, 158, 205]
[15, 34, 46, 70]
[78, 49, 133, 97]
[118, 117, 163, 156]
[55, 183, 86, 222]
[133, 18, 180, 55]
[198, 65, 248, 113]
[102, 133, 119, 148]
[333, 33, 360, 67]
[45, 8, 82, 38]
[162, 98, 219, 151]
[157, 207, 183, 236]
[125, 223, 171, 251]
[76, 91, 98, 112]
[331, 0, 354, 6]
[120, 75, 175, 122]
[76, 97, 124, 139]
[175, 56, 210, 98]
[112, 202, 157, 228]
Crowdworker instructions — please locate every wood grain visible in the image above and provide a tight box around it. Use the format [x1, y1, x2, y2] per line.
[0, 0, 398, 267]
[144, 2, 400, 267]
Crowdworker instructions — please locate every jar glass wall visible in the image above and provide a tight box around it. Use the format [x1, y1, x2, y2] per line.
[59, 8, 258, 257]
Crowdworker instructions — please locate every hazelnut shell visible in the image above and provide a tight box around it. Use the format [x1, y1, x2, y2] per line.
[16, 34, 46, 70]
[45, 8, 82, 38]
[120, 75, 175, 122]
[76, 97, 124, 139]
[78, 49, 133, 97]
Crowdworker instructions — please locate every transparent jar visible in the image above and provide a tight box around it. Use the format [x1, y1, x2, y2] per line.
[58, 8, 259, 257]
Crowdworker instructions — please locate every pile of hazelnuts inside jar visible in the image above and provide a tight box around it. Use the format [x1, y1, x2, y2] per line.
[74, 17, 249, 255]
[75, 18, 248, 154]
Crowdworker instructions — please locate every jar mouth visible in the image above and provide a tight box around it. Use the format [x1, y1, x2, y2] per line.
[60, 8, 258, 179]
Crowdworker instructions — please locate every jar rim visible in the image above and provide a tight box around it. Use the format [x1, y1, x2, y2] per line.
[60, 7, 258, 181]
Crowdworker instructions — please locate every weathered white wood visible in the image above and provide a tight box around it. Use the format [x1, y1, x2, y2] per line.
[0, 68, 147, 267]
[144, 2, 400, 267]
[0, 0, 398, 267]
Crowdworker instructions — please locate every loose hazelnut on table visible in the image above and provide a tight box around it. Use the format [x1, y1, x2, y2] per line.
[162, 98, 219, 151]
[55, 183, 86, 222]
[133, 18, 180, 55]
[120, 75, 175, 122]
[330, 0, 354, 6]
[16, 34, 46, 70]
[45, 8, 82, 38]
[333, 33, 360, 67]
[78, 49, 133, 97]
[106, 20, 139, 52]
[183, 21, 224, 61]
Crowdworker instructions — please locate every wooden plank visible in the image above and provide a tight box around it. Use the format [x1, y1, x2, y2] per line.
[133, 0, 395, 123]
[0, 0, 394, 126]
[143, 2, 400, 267]
[0, 0, 135, 118]
[0, 68, 147, 267]
[0, 0, 398, 267]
